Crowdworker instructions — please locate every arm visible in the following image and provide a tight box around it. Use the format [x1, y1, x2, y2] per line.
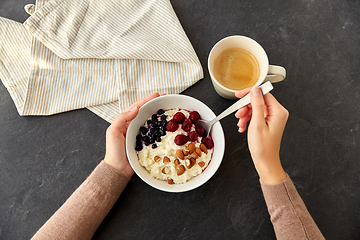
[261, 175, 324, 240]
[31, 161, 130, 240]
[32, 93, 160, 240]
[235, 87, 324, 239]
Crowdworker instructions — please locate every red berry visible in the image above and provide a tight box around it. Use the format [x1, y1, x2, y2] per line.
[166, 120, 178, 132]
[188, 131, 198, 142]
[173, 112, 185, 123]
[189, 111, 200, 123]
[195, 125, 205, 136]
[174, 134, 189, 146]
[202, 137, 214, 149]
[181, 119, 193, 132]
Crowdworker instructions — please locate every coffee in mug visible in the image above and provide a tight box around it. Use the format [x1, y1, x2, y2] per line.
[208, 35, 286, 99]
[212, 47, 260, 90]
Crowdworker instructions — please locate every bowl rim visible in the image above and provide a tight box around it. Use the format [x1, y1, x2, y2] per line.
[125, 94, 225, 193]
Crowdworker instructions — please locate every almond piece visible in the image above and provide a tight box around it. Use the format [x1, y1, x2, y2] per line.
[163, 156, 170, 163]
[198, 161, 205, 168]
[154, 156, 160, 162]
[176, 149, 185, 160]
[192, 152, 199, 159]
[168, 178, 174, 185]
[162, 167, 170, 174]
[174, 159, 180, 166]
[177, 165, 185, 175]
[182, 149, 189, 156]
[188, 143, 196, 154]
[185, 158, 196, 169]
[195, 148, 202, 157]
[200, 143, 208, 154]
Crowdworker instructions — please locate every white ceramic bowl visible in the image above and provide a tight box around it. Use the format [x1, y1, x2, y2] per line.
[126, 94, 225, 192]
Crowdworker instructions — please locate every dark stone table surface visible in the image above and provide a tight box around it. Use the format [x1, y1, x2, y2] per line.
[1, 0, 359, 239]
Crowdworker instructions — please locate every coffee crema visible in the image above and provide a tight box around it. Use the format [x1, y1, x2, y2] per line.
[212, 47, 260, 90]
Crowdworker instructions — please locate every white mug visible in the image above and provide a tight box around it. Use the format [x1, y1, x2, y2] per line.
[208, 35, 286, 99]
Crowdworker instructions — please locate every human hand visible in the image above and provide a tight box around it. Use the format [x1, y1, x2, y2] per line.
[235, 87, 288, 184]
[104, 93, 161, 177]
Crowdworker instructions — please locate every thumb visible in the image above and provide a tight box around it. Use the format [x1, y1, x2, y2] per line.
[112, 106, 139, 129]
[250, 87, 266, 125]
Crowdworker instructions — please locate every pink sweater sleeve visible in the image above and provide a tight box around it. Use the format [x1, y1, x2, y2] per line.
[31, 161, 131, 240]
[261, 174, 325, 240]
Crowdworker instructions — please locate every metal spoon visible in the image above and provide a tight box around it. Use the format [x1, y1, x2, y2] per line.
[197, 81, 274, 138]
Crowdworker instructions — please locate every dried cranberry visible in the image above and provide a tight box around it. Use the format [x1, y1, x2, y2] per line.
[166, 120, 178, 132]
[173, 112, 185, 123]
[189, 111, 200, 123]
[195, 125, 205, 136]
[174, 134, 189, 146]
[181, 119, 192, 132]
[202, 137, 214, 149]
[188, 131, 198, 142]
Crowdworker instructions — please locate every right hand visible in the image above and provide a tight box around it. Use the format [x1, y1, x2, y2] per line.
[235, 87, 288, 184]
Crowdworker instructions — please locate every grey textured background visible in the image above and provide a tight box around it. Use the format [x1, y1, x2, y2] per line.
[1, 0, 360, 239]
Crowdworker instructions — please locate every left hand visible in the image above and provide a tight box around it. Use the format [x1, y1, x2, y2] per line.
[104, 93, 161, 177]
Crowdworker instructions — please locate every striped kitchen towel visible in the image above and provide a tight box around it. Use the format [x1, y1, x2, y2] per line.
[0, 0, 203, 123]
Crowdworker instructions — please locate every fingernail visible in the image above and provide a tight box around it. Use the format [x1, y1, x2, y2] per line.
[238, 127, 242, 133]
[252, 87, 261, 96]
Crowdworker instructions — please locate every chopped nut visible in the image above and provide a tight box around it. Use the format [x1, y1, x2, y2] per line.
[198, 161, 205, 168]
[168, 178, 174, 185]
[200, 143, 208, 154]
[185, 158, 196, 169]
[182, 149, 189, 156]
[154, 156, 160, 162]
[162, 167, 170, 174]
[174, 159, 180, 166]
[163, 156, 170, 163]
[192, 152, 199, 159]
[188, 143, 196, 154]
[195, 148, 202, 157]
[177, 165, 185, 175]
[176, 149, 185, 160]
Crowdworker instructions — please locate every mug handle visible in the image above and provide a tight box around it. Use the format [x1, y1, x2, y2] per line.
[265, 65, 286, 83]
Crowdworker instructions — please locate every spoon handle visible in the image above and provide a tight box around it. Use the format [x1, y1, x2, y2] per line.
[210, 81, 274, 125]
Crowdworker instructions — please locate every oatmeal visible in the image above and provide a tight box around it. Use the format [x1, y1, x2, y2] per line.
[135, 108, 214, 184]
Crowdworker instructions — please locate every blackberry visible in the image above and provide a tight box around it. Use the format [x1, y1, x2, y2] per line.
[152, 143, 157, 149]
[157, 109, 165, 115]
[143, 136, 150, 142]
[135, 145, 143, 151]
[161, 115, 167, 120]
[150, 138, 155, 144]
[136, 134, 142, 141]
[152, 114, 157, 121]
[144, 140, 150, 146]
[140, 126, 148, 135]
[136, 140, 142, 146]
[147, 120, 152, 125]
[156, 136, 161, 142]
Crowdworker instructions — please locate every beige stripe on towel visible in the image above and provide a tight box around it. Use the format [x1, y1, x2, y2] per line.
[0, 0, 203, 123]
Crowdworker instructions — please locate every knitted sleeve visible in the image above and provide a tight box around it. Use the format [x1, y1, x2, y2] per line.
[31, 161, 131, 240]
[260, 174, 325, 240]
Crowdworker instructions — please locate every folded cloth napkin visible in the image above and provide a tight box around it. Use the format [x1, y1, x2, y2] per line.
[0, 0, 203, 122]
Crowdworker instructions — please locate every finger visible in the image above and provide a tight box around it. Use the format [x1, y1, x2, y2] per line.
[235, 105, 250, 118]
[110, 106, 139, 133]
[249, 87, 266, 126]
[238, 114, 250, 132]
[235, 88, 251, 98]
[126, 93, 161, 111]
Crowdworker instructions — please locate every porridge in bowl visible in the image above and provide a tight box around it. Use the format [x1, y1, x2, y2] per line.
[135, 108, 214, 184]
